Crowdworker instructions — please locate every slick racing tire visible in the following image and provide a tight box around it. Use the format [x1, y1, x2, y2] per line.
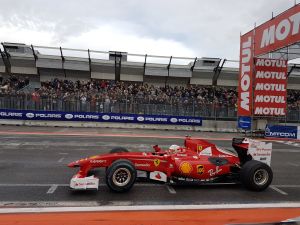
[240, 160, 273, 191]
[106, 159, 136, 192]
[110, 147, 129, 153]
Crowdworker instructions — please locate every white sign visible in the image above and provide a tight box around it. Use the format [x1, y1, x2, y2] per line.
[70, 176, 99, 190]
[248, 139, 272, 166]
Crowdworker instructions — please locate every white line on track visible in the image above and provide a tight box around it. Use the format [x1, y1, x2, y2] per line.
[166, 185, 176, 194]
[287, 162, 299, 167]
[1, 203, 300, 214]
[46, 185, 58, 194]
[274, 184, 300, 188]
[59, 153, 68, 155]
[270, 185, 288, 195]
[58, 157, 65, 163]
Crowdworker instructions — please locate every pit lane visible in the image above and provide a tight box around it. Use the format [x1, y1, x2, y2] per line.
[0, 125, 299, 207]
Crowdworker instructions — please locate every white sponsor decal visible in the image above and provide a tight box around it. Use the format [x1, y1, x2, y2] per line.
[255, 95, 285, 104]
[74, 114, 98, 119]
[255, 83, 286, 91]
[216, 147, 236, 157]
[90, 160, 106, 164]
[35, 113, 61, 118]
[199, 147, 212, 156]
[102, 115, 110, 120]
[145, 117, 167, 122]
[65, 114, 73, 119]
[110, 116, 134, 121]
[254, 107, 285, 116]
[26, 113, 34, 118]
[240, 36, 252, 113]
[149, 171, 167, 182]
[0, 112, 23, 117]
[256, 71, 286, 80]
[170, 118, 178, 123]
[260, 12, 300, 48]
[135, 163, 150, 167]
[208, 166, 222, 177]
[70, 176, 99, 190]
[137, 116, 144, 122]
[255, 59, 287, 68]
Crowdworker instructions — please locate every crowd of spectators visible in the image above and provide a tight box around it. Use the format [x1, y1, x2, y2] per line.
[1, 76, 300, 109]
[287, 89, 300, 109]
[30, 79, 238, 107]
[0, 75, 29, 95]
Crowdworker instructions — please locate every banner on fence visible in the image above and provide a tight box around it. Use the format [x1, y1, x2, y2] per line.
[265, 124, 299, 139]
[0, 109, 202, 126]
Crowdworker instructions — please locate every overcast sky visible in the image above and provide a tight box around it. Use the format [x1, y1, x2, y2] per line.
[0, 0, 296, 60]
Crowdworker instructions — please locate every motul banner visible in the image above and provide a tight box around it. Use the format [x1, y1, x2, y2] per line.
[254, 4, 300, 56]
[238, 31, 254, 116]
[253, 58, 287, 116]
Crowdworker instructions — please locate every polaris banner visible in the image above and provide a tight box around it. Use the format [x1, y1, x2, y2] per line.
[265, 124, 299, 139]
[0, 109, 202, 126]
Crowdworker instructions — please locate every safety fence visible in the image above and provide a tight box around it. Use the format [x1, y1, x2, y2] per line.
[0, 95, 236, 120]
[0, 95, 299, 122]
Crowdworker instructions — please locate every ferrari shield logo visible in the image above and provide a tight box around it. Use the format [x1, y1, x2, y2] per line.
[197, 145, 203, 152]
[154, 159, 160, 167]
[197, 165, 204, 174]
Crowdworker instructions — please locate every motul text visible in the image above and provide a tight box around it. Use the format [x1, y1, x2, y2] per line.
[238, 32, 254, 116]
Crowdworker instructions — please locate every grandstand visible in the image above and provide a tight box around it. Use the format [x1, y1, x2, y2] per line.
[1, 42, 300, 122]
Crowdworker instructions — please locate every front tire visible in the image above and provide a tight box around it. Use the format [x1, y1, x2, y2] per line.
[240, 160, 273, 191]
[106, 159, 136, 192]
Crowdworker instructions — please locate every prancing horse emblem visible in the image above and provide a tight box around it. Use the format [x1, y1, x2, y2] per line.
[154, 159, 160, 167]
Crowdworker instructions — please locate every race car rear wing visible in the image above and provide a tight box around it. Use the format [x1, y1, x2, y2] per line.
[232, 138, 272, 166]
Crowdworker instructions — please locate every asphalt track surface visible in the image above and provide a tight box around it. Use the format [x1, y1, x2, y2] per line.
[0, 125, 299, 207]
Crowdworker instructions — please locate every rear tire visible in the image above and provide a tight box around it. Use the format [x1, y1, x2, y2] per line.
[240, 160, 273, 191]
[106, 159, 136, 192]
[110, 147, 129, 153]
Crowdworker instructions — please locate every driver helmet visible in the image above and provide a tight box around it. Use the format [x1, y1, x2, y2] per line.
[169, 144, 180, 152]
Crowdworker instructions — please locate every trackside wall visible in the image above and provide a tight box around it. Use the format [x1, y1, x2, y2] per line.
[0, 119, 238, 132]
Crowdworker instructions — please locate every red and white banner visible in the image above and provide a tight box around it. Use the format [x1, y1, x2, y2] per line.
[253, 58, 287, 116]
[254, 4, 300, 56]
[238, 31, 254, 116]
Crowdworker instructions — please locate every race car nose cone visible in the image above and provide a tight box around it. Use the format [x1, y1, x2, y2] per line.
[68, 161, 79, 167]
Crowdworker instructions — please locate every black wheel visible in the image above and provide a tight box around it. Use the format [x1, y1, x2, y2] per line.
[240, 160, 273, 191]
[110, 147, 129, 153]
[106, 159, 136, 192]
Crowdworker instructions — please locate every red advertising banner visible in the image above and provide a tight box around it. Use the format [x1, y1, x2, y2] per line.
[253, 58, 288, 116]
[238, 31, 254, 116]
[254, 4, 300, 56]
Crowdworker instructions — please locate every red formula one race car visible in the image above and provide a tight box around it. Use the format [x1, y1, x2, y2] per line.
[68, 137, 273, 192]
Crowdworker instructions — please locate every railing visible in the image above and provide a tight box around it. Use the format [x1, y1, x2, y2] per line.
[0, 95, 237, 120]
[1, 95, 300, 122]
